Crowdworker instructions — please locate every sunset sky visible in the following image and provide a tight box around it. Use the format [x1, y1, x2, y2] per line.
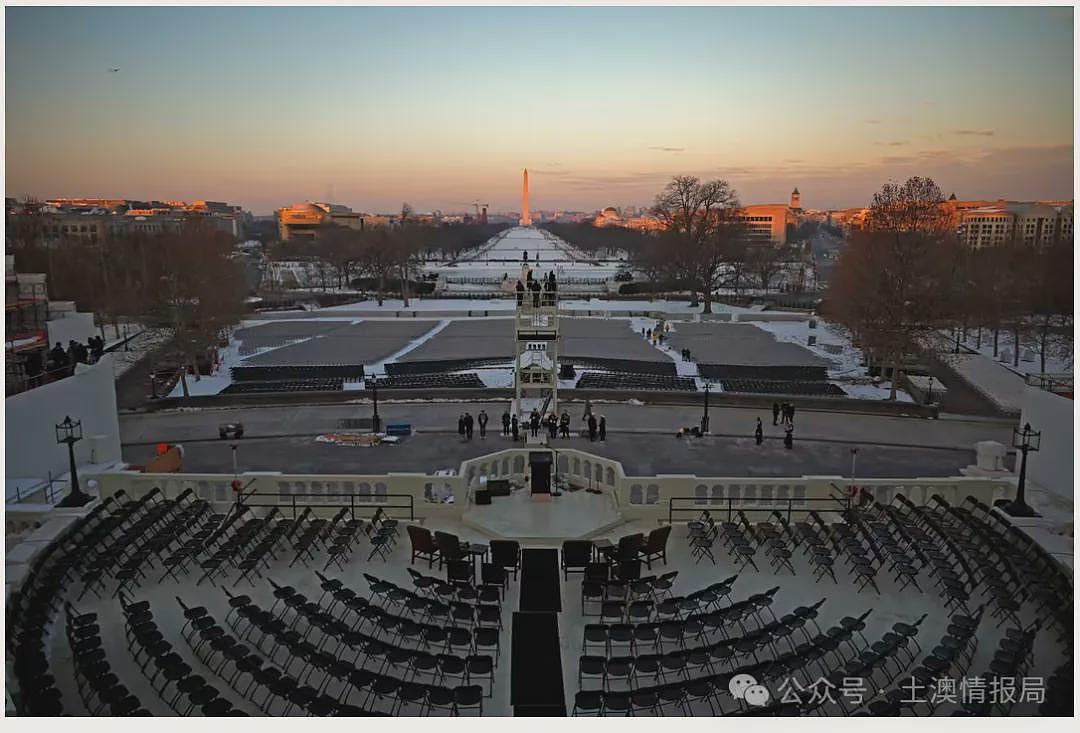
[5, 6, 1074, 214]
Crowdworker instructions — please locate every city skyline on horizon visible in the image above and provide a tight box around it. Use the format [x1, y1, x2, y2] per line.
[6, 6, 1074, 215]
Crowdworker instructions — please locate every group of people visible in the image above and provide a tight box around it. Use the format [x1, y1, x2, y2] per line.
[487, 407, 607, 442]
[456, 410, 489, 440]
[754, 401, 796, 449]
[515, 269, 557, 308]
[772, 401, 796, 427]
[641, 321, 668, 346]
[39, 336, 107, 377]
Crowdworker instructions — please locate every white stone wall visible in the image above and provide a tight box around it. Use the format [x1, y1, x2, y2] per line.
[46, 311, 97, 347]
[4, 355, 122, 481]
[1019, 384, 1074, 501]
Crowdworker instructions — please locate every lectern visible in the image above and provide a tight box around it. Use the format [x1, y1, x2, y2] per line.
[529, 451, 552, 495]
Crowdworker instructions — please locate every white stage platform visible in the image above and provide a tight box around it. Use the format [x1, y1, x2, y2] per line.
[461, 486, 623, 541]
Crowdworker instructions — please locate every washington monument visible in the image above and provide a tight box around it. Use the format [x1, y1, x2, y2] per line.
[519, 168, 532, 226]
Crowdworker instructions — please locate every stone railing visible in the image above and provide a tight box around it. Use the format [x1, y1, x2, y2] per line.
[87, 449, 1013, 530]
[92, 470, 468, 523]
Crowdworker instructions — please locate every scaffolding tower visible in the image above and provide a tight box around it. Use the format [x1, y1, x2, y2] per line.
[513, 266, 560, 445]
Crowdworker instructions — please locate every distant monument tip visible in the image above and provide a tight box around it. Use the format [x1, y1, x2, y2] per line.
[519, 168, 532, 227]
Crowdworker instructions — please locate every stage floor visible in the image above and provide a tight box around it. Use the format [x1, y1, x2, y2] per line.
[462, 487, 622, 541]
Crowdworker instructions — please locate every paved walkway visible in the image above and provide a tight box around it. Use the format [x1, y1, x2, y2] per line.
[120, 400, 1015, 451]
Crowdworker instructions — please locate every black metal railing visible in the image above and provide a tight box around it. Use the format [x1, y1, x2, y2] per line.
[667, 494, 852, 525]
[238, 491, 415, 521]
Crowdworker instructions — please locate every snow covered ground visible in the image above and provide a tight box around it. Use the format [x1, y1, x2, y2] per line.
[952, 330, 1073, 376]
[424, 227, 621, 290]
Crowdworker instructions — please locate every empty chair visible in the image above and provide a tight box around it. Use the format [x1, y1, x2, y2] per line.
[406, 526, 441, 568]
[562, 540, 593, 580]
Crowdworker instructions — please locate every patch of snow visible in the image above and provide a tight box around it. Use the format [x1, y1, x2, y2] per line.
[167, 375, 232, 398]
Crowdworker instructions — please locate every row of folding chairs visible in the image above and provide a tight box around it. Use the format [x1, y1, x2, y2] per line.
[175, 595, 382, 716]
[583, 574, 733, 622]
[66, 602, 148, 715]
[9, 499, 127, 715]
[221, 587, 492, 713]
[120, 591, 245, 715]
[79, 497, 216, 600]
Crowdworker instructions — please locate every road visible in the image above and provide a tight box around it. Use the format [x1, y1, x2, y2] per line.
[120, 399, 1013, 478]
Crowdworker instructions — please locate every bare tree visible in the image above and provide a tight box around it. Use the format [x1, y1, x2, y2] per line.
[826, 176, 958, 399]
[651, 175, 741, 313]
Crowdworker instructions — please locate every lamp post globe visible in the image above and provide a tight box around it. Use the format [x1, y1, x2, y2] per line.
[55, 416, 92, 507]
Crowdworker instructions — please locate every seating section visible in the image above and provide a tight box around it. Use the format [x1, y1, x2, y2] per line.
[232, 365, 365, 382]
[222, 379, 345, 394]
[564, 357, 676, 377]
[576, 372, 696, 392]
[9, 479, 1072, 718]
[370, 373, 485, 390]
[719, 379, 844, 396]
[387, 359, 508, 377]
[699, 364, 829, 381]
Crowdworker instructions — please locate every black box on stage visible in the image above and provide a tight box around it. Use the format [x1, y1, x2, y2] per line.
[475, 489, 491, 505]
[529, 451, 552, 495]
[487, 479, 511, 497]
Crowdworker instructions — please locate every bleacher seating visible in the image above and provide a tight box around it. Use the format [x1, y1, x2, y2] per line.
[699, 364, 829, 381]
[231, 365, 364, 382]
[386, 359, 508, 377]
[576, 372, 696, 392]
[222, 379, 344, 394]
[719, 379, 844, 396]
[371, 373, 485, 389]
[564, 357, 677, 377]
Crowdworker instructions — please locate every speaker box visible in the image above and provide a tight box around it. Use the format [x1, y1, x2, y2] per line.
[475, 489, 491, 506]
[487, 479, 511, 497]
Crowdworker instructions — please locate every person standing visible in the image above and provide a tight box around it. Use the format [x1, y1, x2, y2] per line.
[501, 410, 511, 436]
[784, 423, 794, 449]
[478, 410, 488, 438]
[755, 418, 763, 445]
[464, 412, 474, 440]
[598, 415, 607, 441]
[560, 411, 571, 439]
[787, 404, 796, 425]
[511, 414, 520, 442]
[529, 409, 540, 438]
[772, 402, 780, 426]
[458, 415, 466, 441]
[587, 414, 598, 442]
[516, 279, 525, 306]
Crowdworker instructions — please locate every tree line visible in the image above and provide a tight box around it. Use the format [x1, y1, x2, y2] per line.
[825, 176, 1072, 397]
[545, 176, 808, 311]
[269, 217, 509, 305]
[7, 218, 247, 388]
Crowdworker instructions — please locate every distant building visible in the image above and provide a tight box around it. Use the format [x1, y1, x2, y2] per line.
[22, 198, 248, 240]
[956, 202, 1073, 249]
[735, 204, 799, 245]
[593, 206, 665, 232]
[276, 202, 365, 241]
[790, 187, 801, 211]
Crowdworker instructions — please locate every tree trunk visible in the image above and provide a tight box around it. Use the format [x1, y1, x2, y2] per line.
[976, 327, 981, 350]
[400, 264, 410, 307]
[1013, 324, 1020, 367]
[702, 284, 712, 314]
[888, 352, 900, 401]
[993, 327, 999, 357]
[377, 274, 384, 306]
[179, 369, 190, 398]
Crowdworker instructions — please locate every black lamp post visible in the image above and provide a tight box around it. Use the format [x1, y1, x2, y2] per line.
[926, 376, 934, 405]
[1003, 423, 1040, 517]
[700, 382, 710, 435]
[55, 416, 92, 507]
[370, 375, 382, 434]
